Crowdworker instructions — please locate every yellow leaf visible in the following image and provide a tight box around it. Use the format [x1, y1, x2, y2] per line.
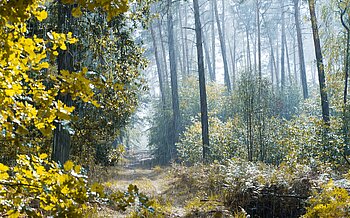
[64, 160, 73, 171]
[39, 153, 48, 160]
[36, 10, 48, 22]
[74, 165, 81, 173]
[38, 62, 49, 69]
[61, 185, 69, 195]
[0, 163, 9, 172]
[5, 89, 16, 97]
[8, 210, 20, 218]
[58, 174, 68, 184]
[60, 43, 67, 50]
[72, 6, 82, 18]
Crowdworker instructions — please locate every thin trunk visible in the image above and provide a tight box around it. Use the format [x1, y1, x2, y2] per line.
[276, 29, 280, 88]
[203, 30, 214, 80]
[184, 7, 190, 76]
[214, 0, 231, 92]
[308, 0, 330, 125]
[270, 52, 274, 87]
[179, 4, 186, 77]
[167, 0, 181, 154]
[246, 26, 252, 72]
[293, 32, 298, 84]
[341, 9, 350, 108]
[341, 8, 350, 151]
[157, 20, 170, 92]
[150, 24, 166, 106]
[294, 0, 309, 99]
[211, 0, 216, 81]
[193, 0, 210, 161]
[268, 33, 278, 86]
[257, 0, 262, 79]
[285, 33, 292, 85]
[281, 3, 286, 91]
[227, 33, 236, 89]
[53, 2, 73, 164]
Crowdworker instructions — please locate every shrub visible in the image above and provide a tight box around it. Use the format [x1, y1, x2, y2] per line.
[0, 152, 153, 217]
[304, 179, 350, 218]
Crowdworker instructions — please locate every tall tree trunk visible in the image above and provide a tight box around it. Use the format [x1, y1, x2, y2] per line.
[308, 0, 330, 125]
[341, 7, 350, 152]
[246, 26, 252, 72]
[53, 2, 73, 164]
[294, 0, 309, 99]
[257, 0, 262, 79]
[293, 32, 298, 84]
[285, 33, 292, 85]
[214, 0, 231, 91]
[157, 19, 169, 91]
[184, 6, 190, 76]
[227, 29, 236, 89]
[281, 2, 286, 91]
[178, 4, 187, 77]
[193, 0, 210, 161]
[203, 29, 214, 80]
[268, 33, 278, 87]
[150, 24, 166, 107]
[167, 0, 181, 156]
[211, 0, 216, 81]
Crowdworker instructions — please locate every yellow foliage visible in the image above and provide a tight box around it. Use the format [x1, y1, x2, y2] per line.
[303, 180, 350, 218]
[0, 153, 152, 217]
[0, 0, 128, 148]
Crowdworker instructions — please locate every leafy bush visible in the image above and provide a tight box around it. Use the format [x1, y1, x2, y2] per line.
[172, 160, 313, 217]
[0, 153, 153, 217]
[177, 117, 246, 164]
[304, 179, 350, 218]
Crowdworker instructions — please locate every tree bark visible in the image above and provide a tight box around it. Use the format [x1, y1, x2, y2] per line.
[157, 19, 170, 92]
[294, 0, 309, 99]
[211, 0, 216, 81]
[193, 0, 210, 161]
[178, 4, 187, 77]
[246, 26, 252, 73]
[341, 7, 350, 151]
[308, 0, 330, 125]
[214, 0, 231, 91]
[150, 23, 166, 107]
[53, 2, 73, 164]
[281, 2, 286, 91]
[167, 0, 181, 152]
[257, 0, 262, 79]
[285, 32, 292, 85]
[203, 29, 214, 80]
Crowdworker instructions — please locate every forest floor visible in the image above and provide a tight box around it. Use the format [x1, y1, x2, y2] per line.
[103, 165, 187, 217]
[96, 151, 189, 217]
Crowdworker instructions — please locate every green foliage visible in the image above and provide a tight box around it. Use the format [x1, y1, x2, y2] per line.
[68, 0, 152, 166]
[172, 161, 312, 217]
[149, 106, 175, 164]
[177, 117, 246, 164]
[179, 76, 228, 125]
[0, 152, 153, 217]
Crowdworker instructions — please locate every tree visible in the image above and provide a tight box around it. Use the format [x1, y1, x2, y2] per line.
[193, 0, 210, 161]
[52, 2, 74, 164]
[293, 0, 309, 99]
[308, 0, 330, 125]
[167, 0, 181, 156]
[150, 23, 166, 107]
[213, 0, 231, 92]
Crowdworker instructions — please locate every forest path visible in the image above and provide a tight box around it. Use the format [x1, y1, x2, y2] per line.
[98, 152, 186, 217]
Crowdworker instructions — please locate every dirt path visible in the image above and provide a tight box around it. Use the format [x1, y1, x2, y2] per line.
[97, 163, 186, 217]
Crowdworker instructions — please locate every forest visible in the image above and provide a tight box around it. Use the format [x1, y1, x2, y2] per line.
[0, 0, 350, 217]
